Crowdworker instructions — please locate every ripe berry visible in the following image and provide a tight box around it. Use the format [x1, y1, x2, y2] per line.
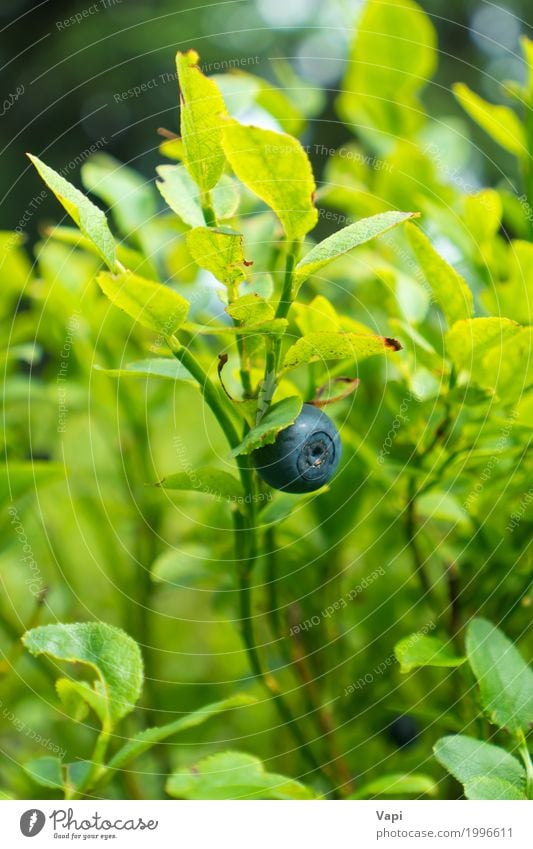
[253, 403, 341, 493]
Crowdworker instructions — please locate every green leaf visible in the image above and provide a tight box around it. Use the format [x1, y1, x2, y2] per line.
[446, 318, 522, 376]
[97, 271, 189, 335]
[186, 226, 248, 286]
[352, 772, 437, 799]
[466, 618, 533, 735]
[229, 396, 303, 457]
[0, 462, 65, 506]
[166, 751, 318, 800]
[155, 467, 244, 501]
[222, 121, 317, 241]
[156, 165, 239, 227]
[406, 222, 474, 326]
[453, 83, 526, 158]
[94, 358, 196, 383]
[434, 735, 527, 800]
[338, 0, 437, 137]
[177, 50, 228, 192]
[482, 327, 533, 404]
[24, 757, 64, 791]
[294, 211, 418, 291]
[27, 154, 116, 269]
[283, 332, 401, 371]
[22, 623, 143, 730]
[226, 294, 274, 326]
[395, 633, 466, 673]
[106, 695, 255, 775]
[81, 153, 156, 236]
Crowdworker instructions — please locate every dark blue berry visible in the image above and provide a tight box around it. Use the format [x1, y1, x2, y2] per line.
[388, 715, 420, 748]
[253, 403, 342, 493]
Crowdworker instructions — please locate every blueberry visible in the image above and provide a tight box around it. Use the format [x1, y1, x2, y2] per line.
[253, 403, 342, 493]
[388, 715, 420, 748]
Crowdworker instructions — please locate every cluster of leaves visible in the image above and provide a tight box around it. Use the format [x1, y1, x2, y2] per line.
[0, 0, 531, 801]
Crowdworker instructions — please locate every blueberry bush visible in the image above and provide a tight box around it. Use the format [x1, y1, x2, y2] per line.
[1, 0, 532, 801]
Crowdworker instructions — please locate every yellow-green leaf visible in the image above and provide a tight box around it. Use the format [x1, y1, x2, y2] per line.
[482, 327, 533, 404]
[222, 121, 317, 241]
[434, 736, 527, 800]
[294, 211, 417, 291]
[27, 154, 116, 269]
[283, 332, 401, 371]
[186, 226, 248, 286]
[166, 751, 318, 800]
[453, 83, 526, 158]
[406, 222, 474, 326]
[177, 50, 228, 192]
[97, 271, 188, 334]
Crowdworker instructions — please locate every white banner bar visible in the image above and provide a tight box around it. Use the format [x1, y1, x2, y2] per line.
[3, 800, 532, 848]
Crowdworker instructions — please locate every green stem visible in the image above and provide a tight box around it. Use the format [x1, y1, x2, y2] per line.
[201, 193, 217, 228]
